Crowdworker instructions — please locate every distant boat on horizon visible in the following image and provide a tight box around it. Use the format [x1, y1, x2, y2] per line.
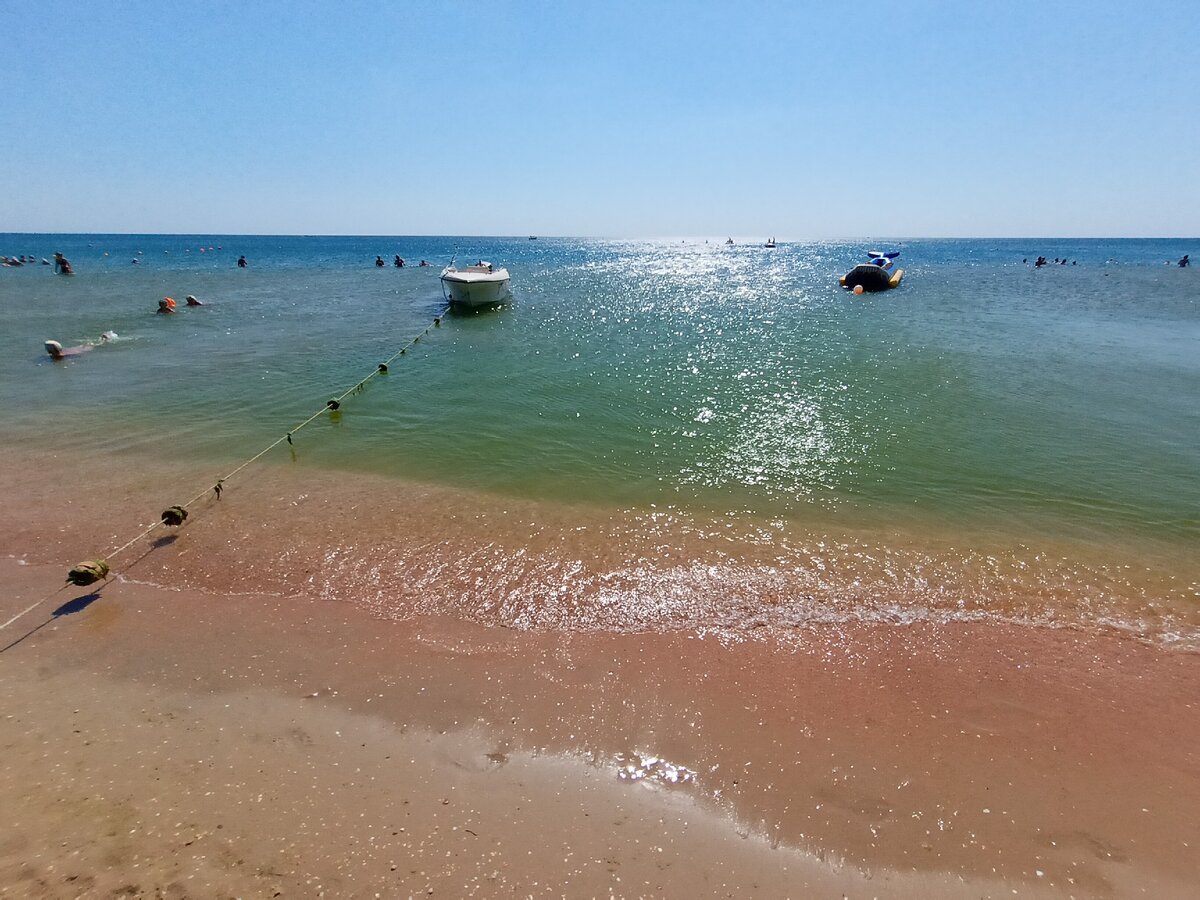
[764, 237, 776, 248]
[528, 235, 538, 240]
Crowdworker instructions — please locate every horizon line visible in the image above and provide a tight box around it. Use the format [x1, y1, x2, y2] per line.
[2, 231, 1198, 242]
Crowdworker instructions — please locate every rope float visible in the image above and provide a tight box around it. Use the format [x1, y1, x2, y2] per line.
[1, 307, 448, 632]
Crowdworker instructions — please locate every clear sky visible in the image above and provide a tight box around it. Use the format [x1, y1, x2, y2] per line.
[3, 0, 1198, 237]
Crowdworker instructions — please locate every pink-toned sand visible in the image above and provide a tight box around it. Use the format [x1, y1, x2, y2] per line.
[2, 447, 1199, 898]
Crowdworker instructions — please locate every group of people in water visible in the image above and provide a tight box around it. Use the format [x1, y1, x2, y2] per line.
[1028, 256, 1075, 267]
[7, 251, 254, 273]
[1024, 254, 1191, 268]
[156, 294, 204, 314]
[45, 293, 206, 361]
[2, 252, 74, 273]
[375, 255, 429, 268]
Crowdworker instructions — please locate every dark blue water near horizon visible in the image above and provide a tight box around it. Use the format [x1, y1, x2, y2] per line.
[3, 233, 1197, 270]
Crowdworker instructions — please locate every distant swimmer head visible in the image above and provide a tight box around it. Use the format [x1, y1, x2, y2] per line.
[100, 331, 118, 342]
[45, 340, 63, 358]
[185, 294, 201, 306]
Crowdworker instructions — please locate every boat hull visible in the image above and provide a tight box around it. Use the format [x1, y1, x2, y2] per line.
[440, 269, 512, 308]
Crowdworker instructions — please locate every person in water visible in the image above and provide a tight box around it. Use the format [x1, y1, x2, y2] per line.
[45, 339, 92, 359]
[185, 294, 203, 306]
[375, 255, 385, 267]
[394, 255, 404, 267]
[157, 297, 177, 314]
[53, 252, 73, 275]
[45, 331, 118, 360]
[237, 255, 247, 268]
[1180, 254, 1190, 268]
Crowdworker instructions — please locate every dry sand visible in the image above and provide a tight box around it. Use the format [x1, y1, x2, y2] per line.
[2, 448, 1199, 898]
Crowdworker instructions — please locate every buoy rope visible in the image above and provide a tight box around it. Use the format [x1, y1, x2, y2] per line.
[0, 584, 71, 632]
[102, 305, 448, 561]
[6, 305, 452, 631]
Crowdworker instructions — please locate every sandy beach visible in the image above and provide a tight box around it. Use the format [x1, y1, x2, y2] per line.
[2, 448, 1199, 898]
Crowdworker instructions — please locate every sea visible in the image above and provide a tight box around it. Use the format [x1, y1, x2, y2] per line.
[2, 235, 1197, 645]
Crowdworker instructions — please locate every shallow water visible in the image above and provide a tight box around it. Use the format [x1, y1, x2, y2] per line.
[2, 234, 1197, 642]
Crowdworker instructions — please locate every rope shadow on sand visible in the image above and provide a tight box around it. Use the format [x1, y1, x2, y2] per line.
[0, 536, 178, 655]
[0, 589, 104, 654]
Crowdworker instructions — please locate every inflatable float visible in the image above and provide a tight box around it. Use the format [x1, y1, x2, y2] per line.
[840, 251, 904, 292]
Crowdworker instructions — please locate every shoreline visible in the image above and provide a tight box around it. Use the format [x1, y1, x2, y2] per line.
[0, 441, 1195, 648]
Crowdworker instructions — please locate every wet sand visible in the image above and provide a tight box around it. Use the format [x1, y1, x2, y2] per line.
[2, 447, 1200, 897]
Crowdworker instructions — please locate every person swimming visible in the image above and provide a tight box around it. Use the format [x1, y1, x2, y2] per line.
[185, 294, 203, 306]
[158, 297, 177, 314]
[45, 339, 92, 360]
[45, 331, 117, 359]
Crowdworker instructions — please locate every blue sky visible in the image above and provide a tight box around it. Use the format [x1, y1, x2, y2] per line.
[3, 0, 1197, 237]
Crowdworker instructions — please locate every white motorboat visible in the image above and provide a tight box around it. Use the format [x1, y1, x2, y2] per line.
[439, 260, 512, 308]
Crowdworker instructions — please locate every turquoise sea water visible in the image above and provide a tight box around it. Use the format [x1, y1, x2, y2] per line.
[2, 234, 1198, 637]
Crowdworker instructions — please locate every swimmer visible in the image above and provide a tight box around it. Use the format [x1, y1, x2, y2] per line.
[185, 294, 203, 306]
[100, 331, 118, 342]
[157, 297, 177, 314]
[45, 339, 92, 360]
[237, 255, 247, 268]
